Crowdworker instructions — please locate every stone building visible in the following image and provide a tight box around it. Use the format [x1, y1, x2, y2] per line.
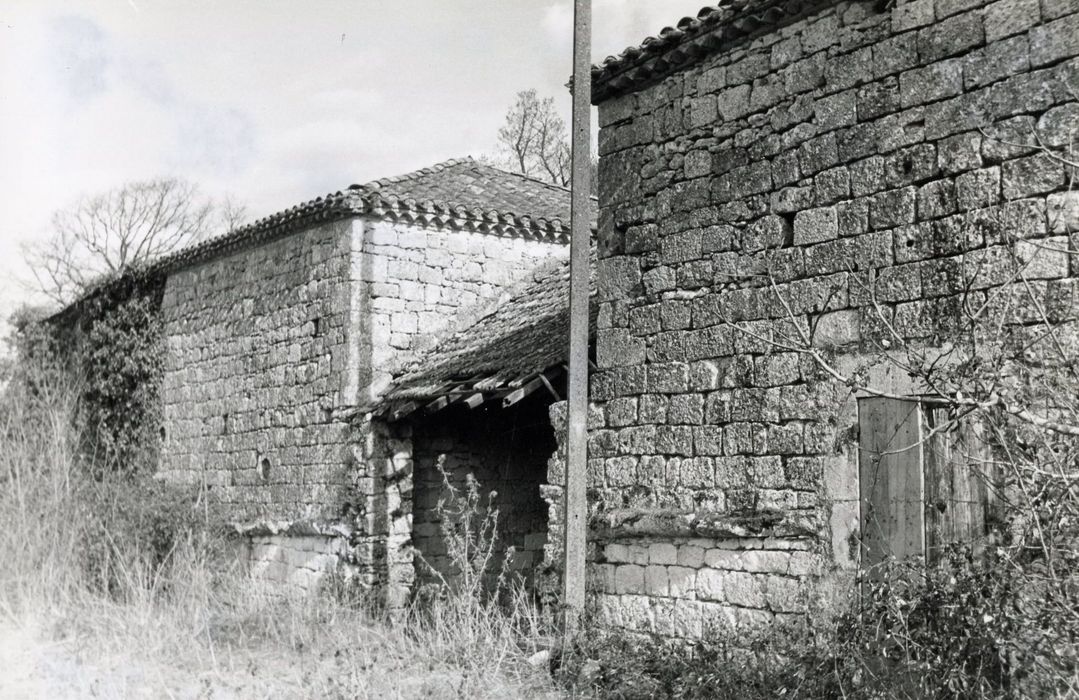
[50, 0, 1079, 638]
[583, 0, 1079, 637]
[149, 157, 583, 596]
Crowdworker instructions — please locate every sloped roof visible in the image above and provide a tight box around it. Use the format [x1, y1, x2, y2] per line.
[379, 252, 596, 414]
[591, 0, 838, 103]
[154, 157, 579, 277]
[365, 157, 583, 228]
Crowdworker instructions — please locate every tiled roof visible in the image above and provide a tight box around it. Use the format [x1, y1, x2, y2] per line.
[591, 0, 839, 103]
[365, 157, 586, 229]
[152, 157, 584, 277]
[378, 253, 596, 413]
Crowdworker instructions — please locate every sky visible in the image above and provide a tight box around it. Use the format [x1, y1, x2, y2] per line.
[0, 0, 706, 320]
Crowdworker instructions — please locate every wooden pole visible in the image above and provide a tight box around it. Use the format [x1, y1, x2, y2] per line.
[564, 0, 591, 638]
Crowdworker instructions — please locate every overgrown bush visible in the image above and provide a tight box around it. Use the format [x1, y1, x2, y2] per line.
[9, 270, 166, 475]
[559, 623, 840, 699]
[0, 357, 220, 607]
[78, 289, 165, 472]
[565, 545, 1076, 699]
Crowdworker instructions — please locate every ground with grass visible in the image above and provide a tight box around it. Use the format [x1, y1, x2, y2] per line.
[3, 347, 1076, 698]
[0, 373, 562, 699]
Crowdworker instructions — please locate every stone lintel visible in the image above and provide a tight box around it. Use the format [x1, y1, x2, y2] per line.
[590, 508, 819, 541]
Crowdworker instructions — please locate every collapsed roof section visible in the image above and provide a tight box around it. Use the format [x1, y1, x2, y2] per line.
[377, 252, 597, 420]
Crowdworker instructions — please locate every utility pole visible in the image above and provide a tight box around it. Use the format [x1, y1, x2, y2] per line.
[564, 0, 591, 637]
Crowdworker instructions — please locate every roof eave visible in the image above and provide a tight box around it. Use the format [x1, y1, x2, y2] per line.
[591, 0, 845, 104]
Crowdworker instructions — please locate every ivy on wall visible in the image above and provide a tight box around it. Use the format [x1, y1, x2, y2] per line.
[23, 270, 168, 473]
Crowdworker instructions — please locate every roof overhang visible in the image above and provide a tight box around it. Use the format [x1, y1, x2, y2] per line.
[591, 0, 848, 103]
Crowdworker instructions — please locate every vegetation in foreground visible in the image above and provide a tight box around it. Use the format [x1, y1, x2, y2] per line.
[5, 249, 1079, 698]
[0, 366, 559, 699]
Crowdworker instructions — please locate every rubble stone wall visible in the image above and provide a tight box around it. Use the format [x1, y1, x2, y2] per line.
[159, 220, 357, 524]
[592, 0, 1079, 637]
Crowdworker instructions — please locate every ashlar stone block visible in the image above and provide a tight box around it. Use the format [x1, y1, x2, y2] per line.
[956, 166, 1002, 211]
[696, 568, 726, 602]
[1030, 12, 1079, 67]
[667, 565, 698, 598]
[812, 309, 861, 348]
[677, 544, 706, 568]
[723, 571, 767, 608]
[965, 35, 1031, 89]
[794, 206, 839, 245]
[645, 565, 670, 596]
[614, 564, 646, 594]
[985, 0, 1041, 43]
[917, 11, 986, 63]
[1047, 191, 1079, 233]
[1016, 236, 1071, 279]
[1001, 153, 1065, 199]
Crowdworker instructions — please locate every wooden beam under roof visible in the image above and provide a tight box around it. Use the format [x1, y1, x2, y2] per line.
[391, 401, 419, 421]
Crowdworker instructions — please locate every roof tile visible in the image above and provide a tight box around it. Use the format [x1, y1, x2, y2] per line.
[591, 0, 840, 103]
[381, 252, 596, 407]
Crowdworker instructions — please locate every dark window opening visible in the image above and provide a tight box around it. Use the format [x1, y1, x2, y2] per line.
[258, 456, 271, 481]
[312, 317, 322, 337]
[780, 212, 795, 247]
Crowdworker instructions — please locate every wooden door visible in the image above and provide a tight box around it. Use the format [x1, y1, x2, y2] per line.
[858, 398, 997, 571]
[924, 407, 996, 562]
[858, 397, 925, 571]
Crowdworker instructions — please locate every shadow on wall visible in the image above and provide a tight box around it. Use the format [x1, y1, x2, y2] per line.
[409, 395, 557, 592]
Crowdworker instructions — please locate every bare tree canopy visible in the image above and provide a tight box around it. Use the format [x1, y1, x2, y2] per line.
[496, 89, 573, 187]
[23, 178, 247, 305]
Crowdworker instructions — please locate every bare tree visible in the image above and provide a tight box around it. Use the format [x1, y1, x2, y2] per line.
[23, 178, 246, 305]
[496, 89, 573, 187]
[217, 194, 250, 234]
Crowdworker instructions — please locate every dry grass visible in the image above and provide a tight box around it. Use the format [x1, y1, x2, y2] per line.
[0, 372, 562, 699]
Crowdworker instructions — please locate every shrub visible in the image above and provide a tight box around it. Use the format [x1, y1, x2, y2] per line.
[0, 355, 219, 607]
[407, 456, 552, 671]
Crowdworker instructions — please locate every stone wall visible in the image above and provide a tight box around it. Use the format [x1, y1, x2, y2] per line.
[244, 534, 350, 595]
[159, 220, 358, 524]
[410, 399, 554, 590]
[359, 219, 566, 402]
[159, 215, 566, 596]
[592, 0, 1079, 636]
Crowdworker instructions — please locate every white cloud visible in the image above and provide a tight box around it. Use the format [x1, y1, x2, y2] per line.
[541, 3, 573, 49]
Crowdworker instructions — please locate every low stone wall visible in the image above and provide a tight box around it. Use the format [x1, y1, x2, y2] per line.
[590, 534, 824, 638]
[244, 534, 350, 595]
